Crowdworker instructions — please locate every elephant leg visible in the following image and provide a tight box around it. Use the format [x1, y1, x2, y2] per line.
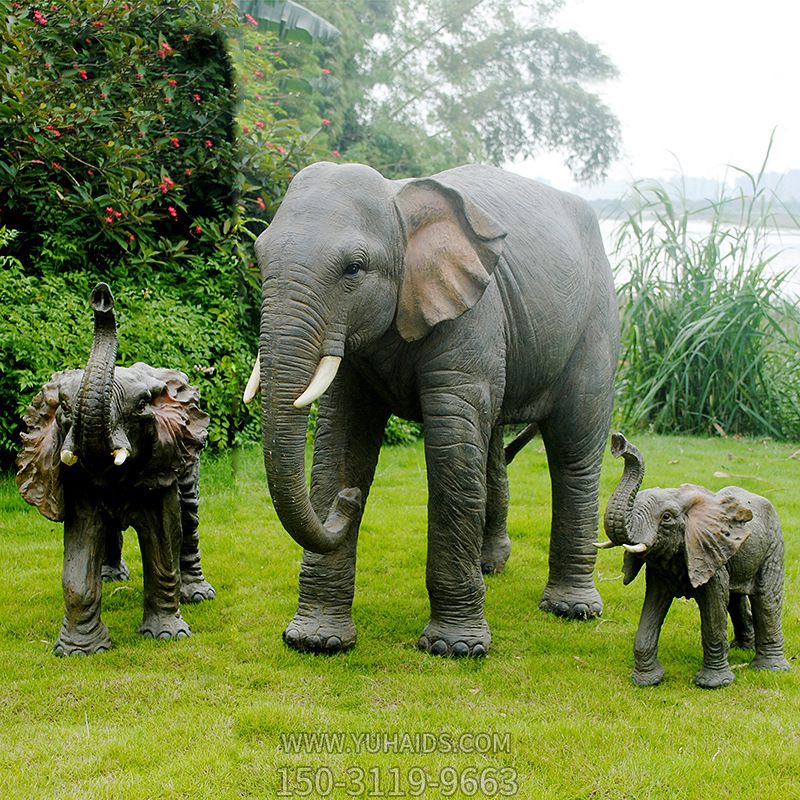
[133, 488, 190, 641]
[728, 593, 755, 649]
[101, 528, 130, 582]
[537, 347, 613, 619]
[695, 572, 734, 688]
[481, 424, 511, 575]
[284, 367, 389, 654]
[750, 541, 790, 671]
[177, 463, 215, 604]
[418, 383, 494, 657]
[632, 571, 673, 686]
[55, 499, 112, 656]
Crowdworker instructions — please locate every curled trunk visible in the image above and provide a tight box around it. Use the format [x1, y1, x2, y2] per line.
[75, 283, 117, 470]
[603, 432, 645, 545]
[260, 308, 360, 554]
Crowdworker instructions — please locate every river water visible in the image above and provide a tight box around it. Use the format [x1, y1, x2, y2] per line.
[597, 218, 800, 298]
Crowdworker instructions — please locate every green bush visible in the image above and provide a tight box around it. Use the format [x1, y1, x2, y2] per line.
[613, 171, 800, 440]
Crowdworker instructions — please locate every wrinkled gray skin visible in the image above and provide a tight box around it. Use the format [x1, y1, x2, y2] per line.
[256, 162, 619, 657]
[603, 433, 790, 688]
[16, 283, 214, 656]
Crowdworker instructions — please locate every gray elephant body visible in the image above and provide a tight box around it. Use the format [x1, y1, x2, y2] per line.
[17, 285, 214, 655]
[603, 435, 790, 688]
[256, 163, 619, 656]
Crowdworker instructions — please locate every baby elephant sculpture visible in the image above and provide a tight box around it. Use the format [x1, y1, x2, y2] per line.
[599, 433, 790, 689]
[16, 283, 215, 656]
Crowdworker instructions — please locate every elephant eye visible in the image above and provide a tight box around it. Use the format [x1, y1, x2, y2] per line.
[343, 261, 362, 277]
[661, 511, 673, 523]
[136, 397, 149, 414]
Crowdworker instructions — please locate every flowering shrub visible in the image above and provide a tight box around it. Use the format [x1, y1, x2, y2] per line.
[0, 1, 324, 464]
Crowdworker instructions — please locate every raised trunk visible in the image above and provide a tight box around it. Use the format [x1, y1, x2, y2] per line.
[260, 311, 360, 554]
[603, 432, 645, 545]
[75, 283, 117, 471]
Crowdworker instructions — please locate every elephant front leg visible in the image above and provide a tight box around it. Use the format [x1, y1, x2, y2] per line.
[55, 501, 112, 656]
[133, 489, 190, 641]
[418, 400, 492, 657]
[481, 424, 511, 575]
[284, 369, 388, 654]
[632, 571, 673, 686]
[695, 572, 735, 688]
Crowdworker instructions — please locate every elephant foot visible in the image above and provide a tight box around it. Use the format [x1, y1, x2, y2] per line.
[694, 666, 735, 689]
[180, 578, 216, 604]
[418, 618, 490, 657]
[539, 582, 602, 620]
[632, 663, 664, 687]
[750, 654, 791, 672]
[481, 533, 511, 575]
[101, 558, 130, 582]
[54, 620, 112, 657]
[140, 612, 191, 641]
[283, 612, 356, 654]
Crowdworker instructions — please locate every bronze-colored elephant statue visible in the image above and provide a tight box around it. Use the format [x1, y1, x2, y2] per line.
[599, 433, 790, 688]
[16, 283, 214, 656]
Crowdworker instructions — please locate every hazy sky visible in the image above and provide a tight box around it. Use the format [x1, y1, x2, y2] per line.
[511, 0, 799, 187]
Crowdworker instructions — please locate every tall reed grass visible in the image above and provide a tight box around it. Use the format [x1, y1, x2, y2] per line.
[612, 157, 800, 441]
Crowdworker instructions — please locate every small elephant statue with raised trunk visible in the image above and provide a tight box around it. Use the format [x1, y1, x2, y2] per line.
[16, 282, 215, 656]
[598, 433, 790, 689]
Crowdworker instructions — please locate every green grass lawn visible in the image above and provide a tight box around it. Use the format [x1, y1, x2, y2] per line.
[1, 433, 798, 799]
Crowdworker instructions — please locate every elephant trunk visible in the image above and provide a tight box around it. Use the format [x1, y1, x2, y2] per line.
[71, 283, 119, 471]
[603, 432, 645, 546]
[260, 297, 360, 554]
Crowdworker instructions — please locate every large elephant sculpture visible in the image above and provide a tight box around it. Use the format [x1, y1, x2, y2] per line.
[599, 433, 790, 688]
[246, 162, 619, 656]
[16, 283, 215, 656]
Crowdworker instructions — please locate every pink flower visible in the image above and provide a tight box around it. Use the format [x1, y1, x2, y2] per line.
[321, 118, 330, 126]
[78, 69, 88, 80]
[185, 168, 192, 177]
[256, 196, 266, 210]
[33, 9, 47, 24]
[91, 20, 104, 28]
[192, 92, 201, 103]
[253, 70, 264, 78]
[128, 233, 135, 242]
[255, 43, 262, 51]
[157, 42, 173, 59]
[241, 126, 251, 134]
[331, 149, 341, 158]
[255, 120, 265, 129]
[106, 206, 113, 212]
[167, 78, 177, 87]
[105, 216, 113, 224]
[159, 176, 175, 194]
[170, 137, 180, 147]
[194, 225, 202, 235]
[51, 162, 61, 170]
[168, 206, 178, 219]
[321, 68, 331, 75]
[244, 12, 258, 26]
[204, 138, 213, 149]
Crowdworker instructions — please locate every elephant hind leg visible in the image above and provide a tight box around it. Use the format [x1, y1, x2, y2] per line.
[177, 467, 215, 603]
[101, 528, 130, 582]
[728, 593, 755, 649]
[481, 424, 511, 575]
[750, 541, 790, 671]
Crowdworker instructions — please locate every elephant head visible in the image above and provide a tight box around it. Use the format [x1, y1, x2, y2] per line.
[600, 433, 753, 588]
[247, 162, 506, 554]
[16, 283, 208, 520]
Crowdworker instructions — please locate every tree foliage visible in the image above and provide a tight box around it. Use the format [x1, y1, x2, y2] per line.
[302, 0, 620, 180]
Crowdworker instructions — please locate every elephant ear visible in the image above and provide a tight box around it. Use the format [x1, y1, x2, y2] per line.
[16, 371, 80, 521]
[133, 364, 210, 488]
[684, 489, 753, 588]
[394, 178, 507, 341]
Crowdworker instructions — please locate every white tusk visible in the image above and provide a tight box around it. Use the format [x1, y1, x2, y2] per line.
[112, 448, 130, 466]
[293, 356, 342, 408]
[623, 542, 649, 553]
[243, 356, 261, 405]
[60, 450, 78, 466]
[593, 540, 618, 549]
